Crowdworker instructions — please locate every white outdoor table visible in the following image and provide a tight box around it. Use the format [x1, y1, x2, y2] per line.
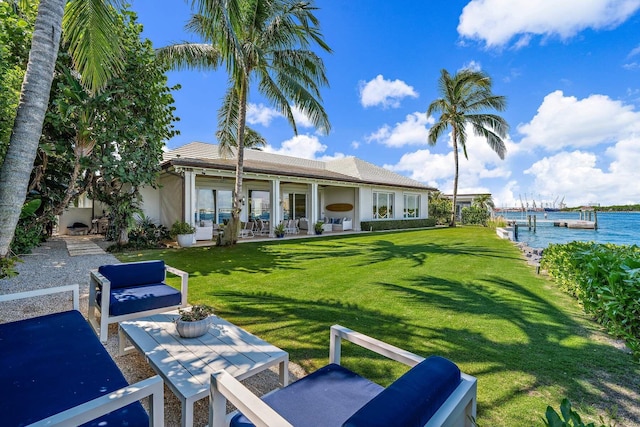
[119, 312, 289, 427]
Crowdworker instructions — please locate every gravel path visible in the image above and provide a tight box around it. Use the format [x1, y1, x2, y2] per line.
[0, 236, 304, 426]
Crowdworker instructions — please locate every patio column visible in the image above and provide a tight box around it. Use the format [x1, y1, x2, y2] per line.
[309, 182, 319, 235]
[184, 169, 197, 244]
[271, 179, 281, 237]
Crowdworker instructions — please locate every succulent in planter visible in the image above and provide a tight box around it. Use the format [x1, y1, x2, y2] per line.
[175, 305, 215, 338]
[273, 222, 286, 238]
[314, 221, 324, 235]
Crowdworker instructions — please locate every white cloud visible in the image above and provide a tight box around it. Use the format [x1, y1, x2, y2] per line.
[517, 90, 640, 151]
[359, 75, 418, 108]
[458, 0, 640, 48]
[460, 60, 482, 72]
[263, 134, 345, 161]
[385, 124, 514, 192]
[246, 103, 315, 129]
[351, 141, 360, 149]
[523, 142, 640, 205]
[366, 112, 434, 147]
[246, 103, 281, 127]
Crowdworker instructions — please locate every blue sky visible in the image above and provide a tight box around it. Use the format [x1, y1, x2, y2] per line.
[131, 0, 640, 208]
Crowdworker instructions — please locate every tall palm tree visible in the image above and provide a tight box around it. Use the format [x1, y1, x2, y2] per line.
[0, 0, 124, 258]
[472, 194, 495, 211]
[427, 69, 508, 227]
[158, 0, 331, 244]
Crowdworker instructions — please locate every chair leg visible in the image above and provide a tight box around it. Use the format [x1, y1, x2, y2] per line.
[100, 312, 109, 343]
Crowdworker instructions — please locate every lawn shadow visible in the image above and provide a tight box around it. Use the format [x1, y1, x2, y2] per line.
[375, 275, 640, 424]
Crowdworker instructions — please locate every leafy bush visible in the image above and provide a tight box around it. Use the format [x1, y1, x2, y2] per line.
[107, 216, 169, 252]
[170, 220, 196, 237]
[10, 199, 44, 255]
[461, 206, 490, 226]
[360, 218, 436, 231]
[544, 398, 616, 427]
[487, 215, 508, 229]
[541, 242, 640, 360]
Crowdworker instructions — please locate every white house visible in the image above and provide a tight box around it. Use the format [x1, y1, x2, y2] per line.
[134, 141, 435, 238]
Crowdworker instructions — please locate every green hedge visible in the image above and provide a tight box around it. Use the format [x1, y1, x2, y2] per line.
[541, 241, 640, 360]
[360, 218, 436, 231]
[461, 206, 490, 226]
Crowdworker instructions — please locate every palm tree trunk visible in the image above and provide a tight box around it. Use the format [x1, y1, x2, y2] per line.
[222, 80, 248, 246]
[0, 0, 65, 257]
[450, 127, 459, 227]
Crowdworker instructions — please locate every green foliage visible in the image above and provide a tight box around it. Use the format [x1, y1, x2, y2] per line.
[108, 216, 169, 252]
[314, 221, 324, 234]
[544, 398, 615, 427]
[177, 305, 214, 322]
[273, 222, 286, 237]
[428, 192, 452, 225]
[0, 0, 34, 163]
[0, 255, 21, 279]
[487, 216, 508, 229]
[10, 199, 44, 255]
[170, 220, 196, 237]
[360, 218, 436, 231]
[541, 242, 640, 360]
[461, 206, 490, 226]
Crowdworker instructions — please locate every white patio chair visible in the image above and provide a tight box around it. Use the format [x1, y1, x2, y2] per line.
[239, 221, 255, 238]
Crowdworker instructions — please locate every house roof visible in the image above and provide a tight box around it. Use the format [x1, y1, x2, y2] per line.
[162, 141, 435, 191]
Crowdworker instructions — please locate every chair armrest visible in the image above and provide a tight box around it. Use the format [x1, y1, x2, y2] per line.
[28, 375, 164, 427]
[0, 284, 79, 311]
[426, 373, 477, 427]
[329, 324, 424, 367]
[210, 370, 292, 427]
[165, 265, 189, 307]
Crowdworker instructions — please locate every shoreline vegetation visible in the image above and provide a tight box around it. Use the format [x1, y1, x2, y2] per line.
[115, 226, 640, 426]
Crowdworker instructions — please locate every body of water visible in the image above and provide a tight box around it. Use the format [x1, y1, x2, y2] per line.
[498, 211, 640, 248]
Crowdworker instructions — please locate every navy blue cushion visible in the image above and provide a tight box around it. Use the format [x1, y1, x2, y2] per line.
[231, 363, 384, 427]
[98, 260, 165, 289]
[98, 283, 182, 316]
[342, 356, 461, 427]
[0, 310, 148, 426]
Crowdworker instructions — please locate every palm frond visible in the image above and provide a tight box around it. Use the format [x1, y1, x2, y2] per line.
[155, 43, 221, 71]
[63, 0, 125, 94]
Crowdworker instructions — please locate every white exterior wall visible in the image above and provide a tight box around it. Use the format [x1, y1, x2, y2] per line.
[139, 185, 161, 224]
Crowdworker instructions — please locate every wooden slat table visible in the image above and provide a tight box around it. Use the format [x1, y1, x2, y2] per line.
[119, 313, 289, 427]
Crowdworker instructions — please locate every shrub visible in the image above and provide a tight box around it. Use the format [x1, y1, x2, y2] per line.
[108, 216, 169, 252]
[541, 242, 640, 360]
[360, 218, 436, 232]
[544, 398, 616, 427]
[461, 206, 490, 226]
[170, 220, 196, 237]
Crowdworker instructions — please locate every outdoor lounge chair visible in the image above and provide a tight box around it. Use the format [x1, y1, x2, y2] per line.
[240, 221, 255, 238]
[0, 285, 164, 426]
[88, 259, 189, 342]
[209, 325, 477, 427]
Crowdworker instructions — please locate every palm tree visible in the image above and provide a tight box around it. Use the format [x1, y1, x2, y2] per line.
[158, 0, 331, 244]
[0, 0, 124, 258]
[427, 69, 508, 227]
[472, 194, 495, 211]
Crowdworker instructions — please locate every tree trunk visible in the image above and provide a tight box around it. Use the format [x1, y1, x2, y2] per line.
[0, 0, 65, 257]
[450, 126, 459, 227]
[221, 80, 248, 246]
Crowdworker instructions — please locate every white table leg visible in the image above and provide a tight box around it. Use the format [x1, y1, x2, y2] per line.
[279, 356, 289, 386]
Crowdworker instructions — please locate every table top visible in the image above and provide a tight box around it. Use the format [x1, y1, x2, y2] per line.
[120, 313, 288, 400]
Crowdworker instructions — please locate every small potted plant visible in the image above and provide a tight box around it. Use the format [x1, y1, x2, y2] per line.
[314, 221, 324, 235]
[170, 220, 196, 248]
[175, 305, 215, 338]
[274, 222, 286, 238]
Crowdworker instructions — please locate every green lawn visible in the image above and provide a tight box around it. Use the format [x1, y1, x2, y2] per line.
[117, 227, 640, 425]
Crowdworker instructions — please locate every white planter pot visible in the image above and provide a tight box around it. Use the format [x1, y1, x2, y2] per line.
[177, 233, 195, 248]
[175, 316, 212, 338]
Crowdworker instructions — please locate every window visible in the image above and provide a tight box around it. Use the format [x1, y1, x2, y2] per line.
[282, 193, 306, 219]
[373, 192, 394, 219]
[404, 194, 419, 218]
[217, 190, 233, 224]
[249, 190, 271, 220]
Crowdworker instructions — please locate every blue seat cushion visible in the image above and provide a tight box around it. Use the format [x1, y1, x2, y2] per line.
[231, 363, 384, 427]
[98, 260, 165, 289]
[97, 283, 182, 316]
[0, 310, 148, 426]
[342, 356, 462, 427]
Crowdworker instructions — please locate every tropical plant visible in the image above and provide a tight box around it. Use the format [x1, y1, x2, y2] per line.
[273, 221, 286, 237]
[170, 220, 196, 237]
[157, 0, 331, 246]
[544, 398, 616, 427]
[472, 194, 495, 211]
[314, 221, 324, 234]
[0, 0, 125, 259]
[177, 305, 214, 322]
[428, 191, 452, 225]
[461, 206, 490, 226]
[427, 69, 508, 227]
